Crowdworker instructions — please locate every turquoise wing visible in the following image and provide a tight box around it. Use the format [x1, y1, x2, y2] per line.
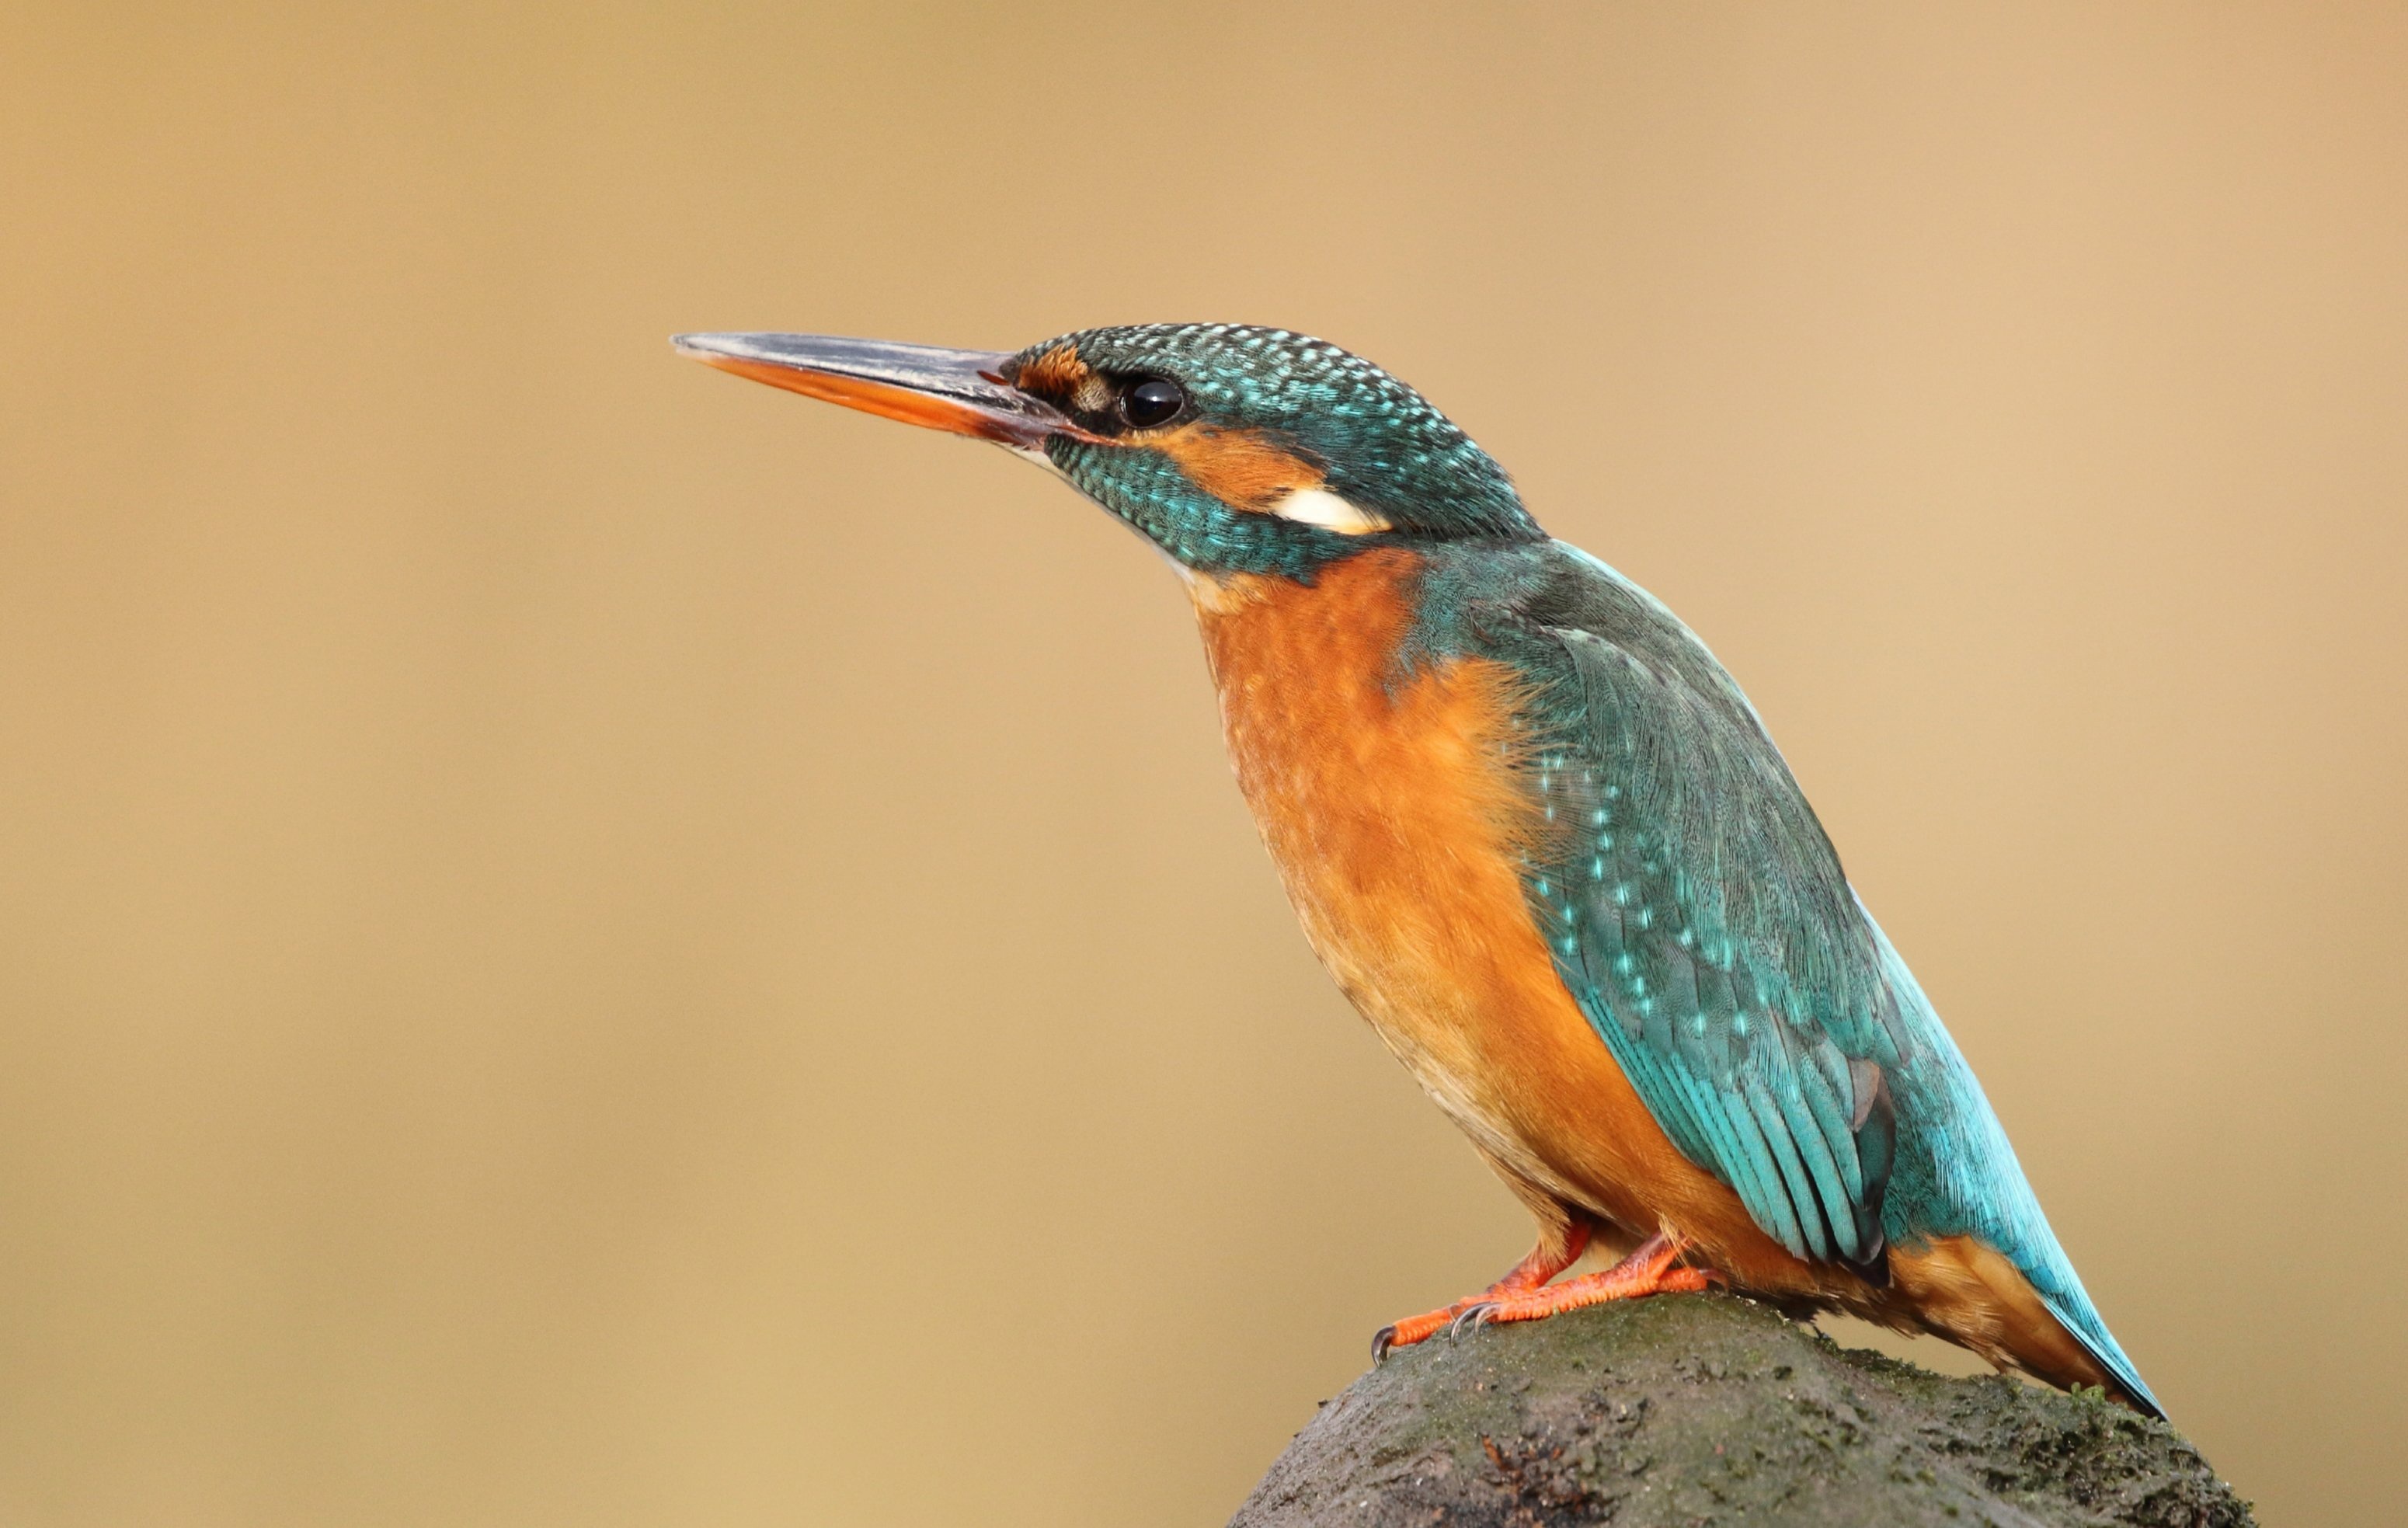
[1510, 561, 1903, 1272]
[1440, 541, 2157, 1413]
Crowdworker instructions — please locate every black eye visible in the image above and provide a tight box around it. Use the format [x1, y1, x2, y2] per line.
[1120, 378, 1185, 429]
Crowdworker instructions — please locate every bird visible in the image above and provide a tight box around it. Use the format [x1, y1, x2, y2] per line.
[673, 322, 2161, 1417]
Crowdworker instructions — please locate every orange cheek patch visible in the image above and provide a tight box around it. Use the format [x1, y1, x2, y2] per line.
[1007, 348, 1333, 514]
[1150, 423, 1326, 512]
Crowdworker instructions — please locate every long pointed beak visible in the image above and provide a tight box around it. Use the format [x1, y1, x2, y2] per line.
[672, 332, 1088, 448]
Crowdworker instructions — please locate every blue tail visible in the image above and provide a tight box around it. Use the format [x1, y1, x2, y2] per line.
[1867, 916, 2162, 1418]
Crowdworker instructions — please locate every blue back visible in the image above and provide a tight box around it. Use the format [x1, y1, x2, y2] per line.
[1404, 538, 2158, 1414]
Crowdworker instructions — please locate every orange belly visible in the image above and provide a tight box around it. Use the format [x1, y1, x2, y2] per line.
[1190, 550, 1839, 1297]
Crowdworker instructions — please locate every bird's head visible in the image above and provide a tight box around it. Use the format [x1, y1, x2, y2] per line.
[673, 323, 1540, 580]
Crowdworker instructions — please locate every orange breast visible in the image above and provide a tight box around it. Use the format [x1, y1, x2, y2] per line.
[1191, 549, 1832, 1293]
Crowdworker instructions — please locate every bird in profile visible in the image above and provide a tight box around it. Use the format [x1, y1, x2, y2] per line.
[674, 324, 2160, 1416]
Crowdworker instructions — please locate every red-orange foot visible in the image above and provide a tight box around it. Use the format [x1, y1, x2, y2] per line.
[1373, 1222, 1592, 1361]
[1453, 1231, 1717, 1334]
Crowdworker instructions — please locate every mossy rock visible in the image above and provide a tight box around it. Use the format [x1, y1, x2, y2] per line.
[1231, 1293, 2249, 1527]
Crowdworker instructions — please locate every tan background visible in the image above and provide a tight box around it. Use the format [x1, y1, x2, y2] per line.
[4, 2, 2403, 1523]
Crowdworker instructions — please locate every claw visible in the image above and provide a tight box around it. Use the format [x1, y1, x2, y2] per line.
[1448, 1302, 1498, 1337]
[1372, 1229, 1596, 1362]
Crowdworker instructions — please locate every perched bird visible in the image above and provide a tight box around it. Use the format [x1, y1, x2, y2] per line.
[675, 324, 2160, 1416]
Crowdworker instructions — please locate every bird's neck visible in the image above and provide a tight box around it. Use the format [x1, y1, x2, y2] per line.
[1187, 546, 1423, 684]
[1186, 544, 1540, 858]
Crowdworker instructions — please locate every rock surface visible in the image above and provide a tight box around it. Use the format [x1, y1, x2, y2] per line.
[1231, 1293, 2250, 1527]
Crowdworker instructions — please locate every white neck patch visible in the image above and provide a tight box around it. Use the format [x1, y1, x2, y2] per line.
[1267, 486, 1392, 534]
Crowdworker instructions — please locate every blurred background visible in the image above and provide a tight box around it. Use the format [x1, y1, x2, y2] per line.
[4, 2, 2403, 1523]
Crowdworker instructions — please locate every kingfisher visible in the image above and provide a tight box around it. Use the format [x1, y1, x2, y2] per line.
[674, 324, 2161, 1416]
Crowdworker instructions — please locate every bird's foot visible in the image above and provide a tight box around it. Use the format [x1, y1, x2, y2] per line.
[1373, 1223, 1592, 1361]
[1449, 1231, 1717, 1335]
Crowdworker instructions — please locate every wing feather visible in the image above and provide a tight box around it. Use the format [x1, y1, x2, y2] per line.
[1502, 554, 1902, 1272]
